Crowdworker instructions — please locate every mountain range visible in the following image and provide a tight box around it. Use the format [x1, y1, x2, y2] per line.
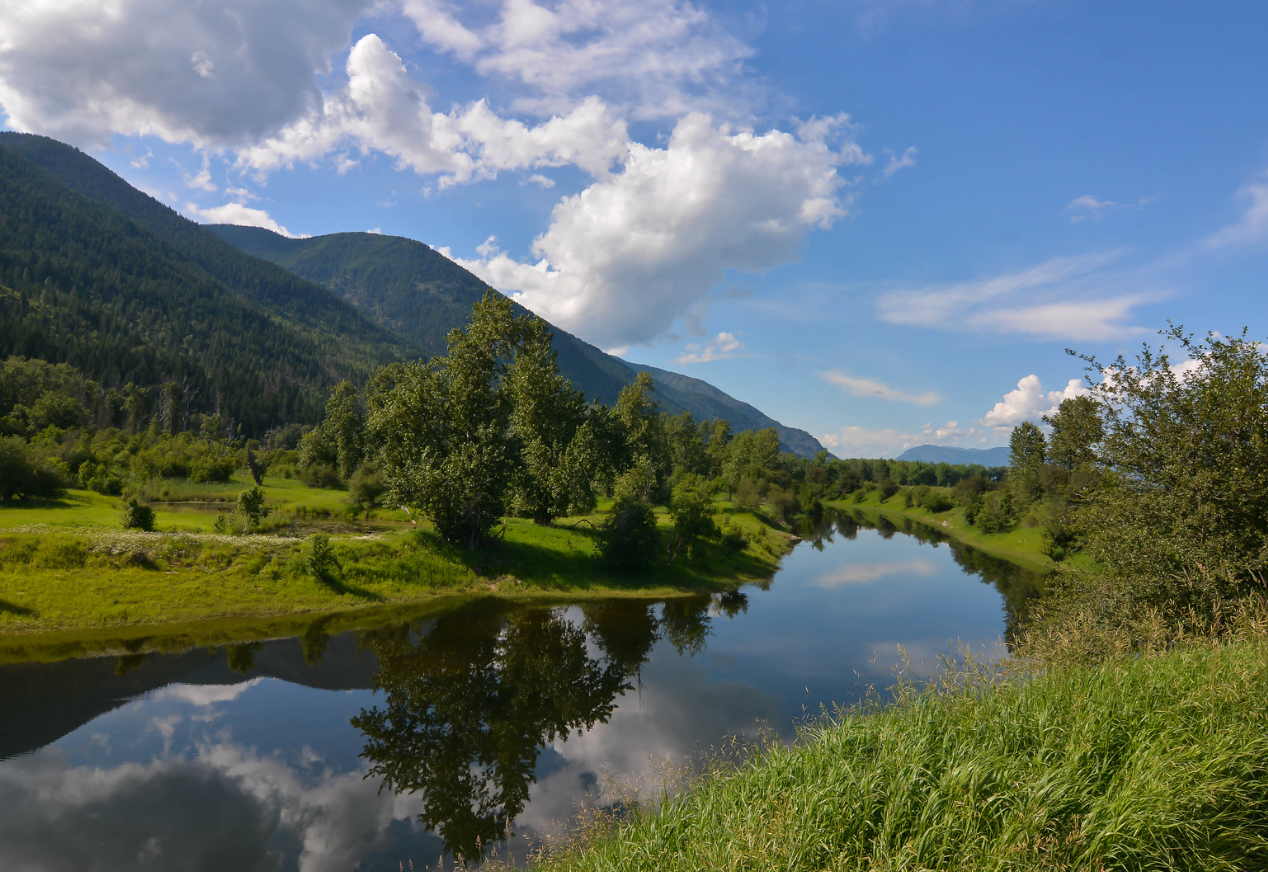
[0, 132, 825, 455]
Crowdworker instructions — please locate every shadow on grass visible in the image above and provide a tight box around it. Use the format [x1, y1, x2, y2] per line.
[414, 523, 778, 594]
[312, 571, 386, 602]
[0, 598, 35, 617]
[0, 496, 76, 511]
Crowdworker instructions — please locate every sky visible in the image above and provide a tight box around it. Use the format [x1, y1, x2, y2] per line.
[2, 0, 1266, 457]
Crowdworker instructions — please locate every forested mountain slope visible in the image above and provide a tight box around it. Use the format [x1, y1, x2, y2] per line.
[212, 225, 828, 457]
[0, 137, 412, 433]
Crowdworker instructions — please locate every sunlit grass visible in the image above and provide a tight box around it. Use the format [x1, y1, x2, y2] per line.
[535, 637, 1268, 872]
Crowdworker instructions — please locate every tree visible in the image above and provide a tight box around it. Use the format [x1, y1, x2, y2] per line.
[1074, 328, 1268, 614]
[597, 464, 662, 571]
[506, 318, 590, 524]
[236, 485, 269, 533]
[614, 371, 669, 497]
[324, 380, 365, 481]
[1044, 395, 1103, 471]
[367, 292, 525, 549]
[1007, 421, 1046, 506]
[666, 474, 718, 564]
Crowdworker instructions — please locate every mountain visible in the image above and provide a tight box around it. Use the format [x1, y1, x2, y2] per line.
[0, 133, 414, 433]
[210, 224, 828, 457]
[896, 444, 1011, 466]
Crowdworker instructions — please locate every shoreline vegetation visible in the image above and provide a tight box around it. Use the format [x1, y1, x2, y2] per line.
[0, 480, 798, 664]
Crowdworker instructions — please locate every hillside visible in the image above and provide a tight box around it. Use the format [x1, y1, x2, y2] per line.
[896, 444, 1010, 466]
[0, 138, 412, 432]
[211, 224, 828, 457]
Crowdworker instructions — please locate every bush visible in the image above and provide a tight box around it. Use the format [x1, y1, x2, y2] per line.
[0, 436, 67, 500]
[236, 486, 270, 533]
[304, 533, 340, 580]
[921, 492, 954, 513]
[877, 478, 899, 501]
[598, 496, 661, 571]
[301, 462, 342, 489]
[121, 498, 156, 531]
[719, 519, 748, 555]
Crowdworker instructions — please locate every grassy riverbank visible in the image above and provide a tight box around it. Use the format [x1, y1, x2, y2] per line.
[827, 489, 1063, 574]
[536, 636, 1268, 872]
[0, 478, 794, 660]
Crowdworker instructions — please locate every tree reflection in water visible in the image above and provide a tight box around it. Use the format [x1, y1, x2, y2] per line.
[351, 596, 719, 861]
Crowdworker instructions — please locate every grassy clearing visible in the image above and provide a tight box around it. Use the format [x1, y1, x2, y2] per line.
[535, 637, 1268, 872]
[0, 487, 792, 660]
[827, 489, 1063, 574]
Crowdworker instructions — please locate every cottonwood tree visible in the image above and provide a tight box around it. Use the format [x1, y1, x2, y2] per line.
[367, 292, 526, 550]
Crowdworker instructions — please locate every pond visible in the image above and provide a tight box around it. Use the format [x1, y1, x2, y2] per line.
[0, 512, 1043, 870]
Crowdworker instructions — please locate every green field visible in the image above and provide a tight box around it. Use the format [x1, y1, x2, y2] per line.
[0, 478, 794, 661]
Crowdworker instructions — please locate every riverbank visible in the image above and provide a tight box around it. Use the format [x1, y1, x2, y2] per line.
[533, 635, 1268, 871]
[826, 490, 1060, 574]
[0, 483, 795, 661]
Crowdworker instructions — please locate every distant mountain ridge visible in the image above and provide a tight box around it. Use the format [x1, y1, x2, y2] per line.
[896, 444, 1011, 466]
[0, 133, 410, 432]
[211, 224, 829, 457]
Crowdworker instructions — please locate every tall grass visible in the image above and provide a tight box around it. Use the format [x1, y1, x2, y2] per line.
[534, 638, 1268, 872]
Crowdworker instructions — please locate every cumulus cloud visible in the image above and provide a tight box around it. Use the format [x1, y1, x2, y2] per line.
[184, 202, 298, 238]
[0, 0, 374, 150]
[977, 374, 1087, 430]
[452, 112, 861, 346]
[237, 35, 628, 186]
[875, 252, 1153, 341]
[674, 331, 745, 364]
[821, 371, 940, 405]
[402, 0, 755, 119]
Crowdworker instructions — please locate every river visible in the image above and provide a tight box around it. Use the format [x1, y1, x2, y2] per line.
[0, 511, 1042, 869]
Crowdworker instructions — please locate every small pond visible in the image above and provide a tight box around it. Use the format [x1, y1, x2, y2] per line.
[0, 511, 1042, 869]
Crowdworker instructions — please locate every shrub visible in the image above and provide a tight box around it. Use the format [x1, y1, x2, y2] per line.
[922, 492, 954, 514]
[598, 496, 661, 571]
[877, 478, 899, 501]
[301, 463, 342, 489]
[304, 533, 340, 580]
[718, 519, 748, 555]
[121, 498, 156, 531]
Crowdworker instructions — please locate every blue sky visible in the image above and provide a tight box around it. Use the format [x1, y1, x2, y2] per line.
[2, 0, 1266, 456]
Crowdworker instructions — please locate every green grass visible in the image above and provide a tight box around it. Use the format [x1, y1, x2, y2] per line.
[0, 489, 793, 661]
[534, 637, 1268, 872]
[827, 489, 1064, 574]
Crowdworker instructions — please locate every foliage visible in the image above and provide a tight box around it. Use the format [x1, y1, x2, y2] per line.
[303, 532, 339, 580]
[666, 475, 719, 565]
[367, 292, 526, 549]
[597, 469, 663, 571]
[236, 486, 269, 533]
[0, 436, 66, 500]
[120, 499, 155, 532]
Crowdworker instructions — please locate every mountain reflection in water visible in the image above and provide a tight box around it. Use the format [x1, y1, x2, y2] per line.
[0, 510, 1044, 868]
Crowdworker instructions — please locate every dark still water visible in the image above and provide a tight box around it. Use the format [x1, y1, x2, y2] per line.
[0, 512, 1042, 870]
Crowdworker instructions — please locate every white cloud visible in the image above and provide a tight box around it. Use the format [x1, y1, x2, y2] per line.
[402, 0, 755, 119]
[819, 420, 984, 458]
[453, 112, 862, 346]
[1064, 193, 1159, 224]
[875, 252, 1153, 341]
[674, 331, 745, 364]
[237, 36, 628, 187]
[977, 374, 1087, 430]
[821, 371, 940, 405]
[816, 560, 936, 588]
[0, 0, 375, 150]
[526, 173, 556, 188]
[1203, 173, 1268, 250]
[184, 202, 298, 238]
[881, 145, 917, 180]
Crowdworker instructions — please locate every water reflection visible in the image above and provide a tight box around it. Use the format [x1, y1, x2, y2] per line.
[0, 511, 1045, 868]
[349, 596, 722, 861]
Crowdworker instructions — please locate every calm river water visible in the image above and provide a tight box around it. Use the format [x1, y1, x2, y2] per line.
[0, 512, 1042, 870]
